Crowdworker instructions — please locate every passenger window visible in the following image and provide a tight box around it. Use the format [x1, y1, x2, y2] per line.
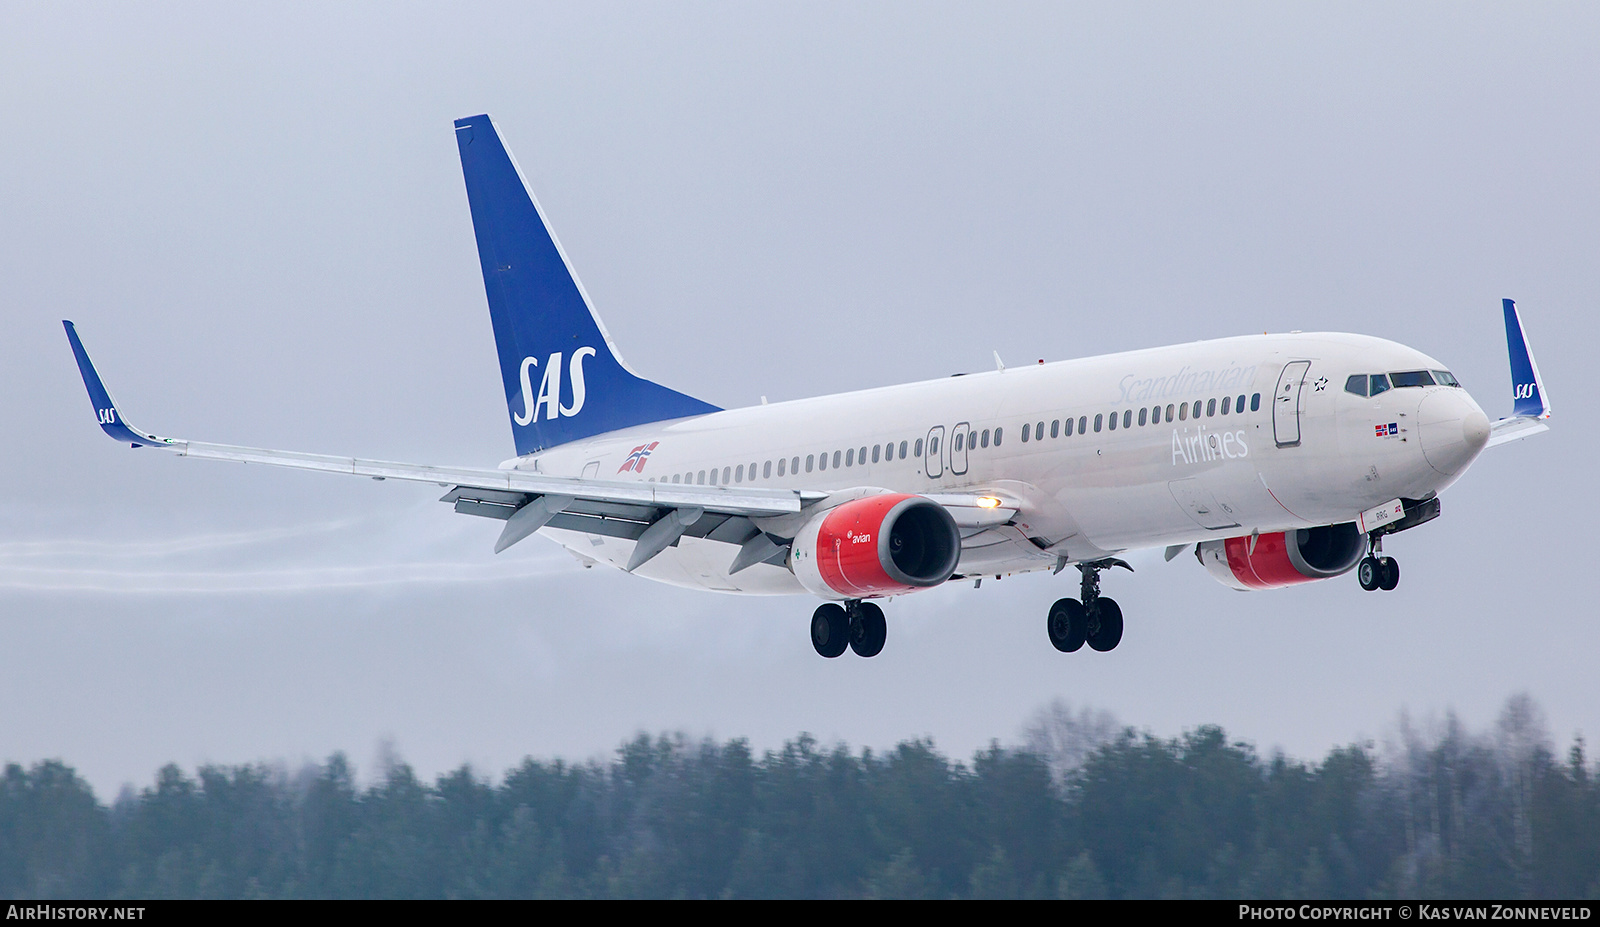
[765, 461, 773, 478]
[859, 446, 867, 463]
[1108, 411, 1118, 431]
[1179, 403, 1188, 421]
[1034, 421, 1043, 440]
[899, 441, 908, 459]
[1050, 419, 1059, 438]
[955, 433, 965, 451]
[791, 456, 800, 474]
[1344, 375, 1367, 397]
[1078, 416, 1086, 435]
[1064, 417, 1074, 436]
[698, 470, 706, 485]
[1021, 424, 1030, 443]
[1237, 394, 1246, 412]
[1368, 375, 1390, 396]
[993, 427, 1002, 445]
[1250, 393, 1262, 411]
[777, 458, 785, 477]
[736, 464, 744, 482]
[750, 462, 757, 479]
[1094, 414, 1104, 432]
[818, 452, 827, 471]
[1221, 396, 1231, 415]
[872, 445, 880, 463]
[1206, 399, 1216, 417]
[1192, 401, 1203, 419]
[1123, 410, 1132, 429]
[1150, 406, 1160, 424]
[672, 474, 681, 483]
[724, 467, 731, 484]
[915, 439, 924, 458]
[805, 455, 814, 473]
[1166, 404, 1176, 422]
[832, 450, 841, 469]
[982, 429, 990, 448]
[1138, 407, 1148, 426]
[845, 448, 854, 467]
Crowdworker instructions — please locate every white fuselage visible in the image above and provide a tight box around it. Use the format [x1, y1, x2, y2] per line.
[521, 332, 1490, 597]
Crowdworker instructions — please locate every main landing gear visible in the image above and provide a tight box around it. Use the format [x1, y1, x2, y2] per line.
[811, 600, 887, 658]
[1357, 534, 1399, 592]
[1047, 559, 1132, 653]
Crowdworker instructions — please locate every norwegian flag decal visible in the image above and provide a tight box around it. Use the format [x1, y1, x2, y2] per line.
[618, 442, 660, 473]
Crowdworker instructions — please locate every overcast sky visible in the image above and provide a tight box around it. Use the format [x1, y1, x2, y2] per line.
[2, 2, 1596, 797]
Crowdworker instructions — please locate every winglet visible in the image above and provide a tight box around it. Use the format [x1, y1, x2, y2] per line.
[62, 321, 179, 448]
[1502, 299, 1551, 420]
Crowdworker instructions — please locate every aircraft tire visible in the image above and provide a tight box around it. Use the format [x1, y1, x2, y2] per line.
[1358, 557, 1382, 591]
[1378, 557, 1400, 591]
[811, 603, 850, 658]
[1047, 598, 1088, 653]
[849, 602, 887, 658]
[1087, 598, 1124, 652]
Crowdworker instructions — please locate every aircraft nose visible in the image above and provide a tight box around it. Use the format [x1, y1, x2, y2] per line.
[1417, 389, 1490, 476]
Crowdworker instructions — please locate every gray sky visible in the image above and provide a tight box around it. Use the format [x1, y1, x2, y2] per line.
[2, 2, 1596, 797]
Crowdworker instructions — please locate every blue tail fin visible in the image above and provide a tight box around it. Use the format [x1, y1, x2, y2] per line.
[1502, 298, 1551, 419]
[454, 114, 720, 455]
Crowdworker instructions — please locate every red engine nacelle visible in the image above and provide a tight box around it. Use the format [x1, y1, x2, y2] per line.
[791, 494, 962, 599]
[1197, 522, 1365, 591]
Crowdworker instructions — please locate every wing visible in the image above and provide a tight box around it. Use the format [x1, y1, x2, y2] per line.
[64, 321, 819, 568]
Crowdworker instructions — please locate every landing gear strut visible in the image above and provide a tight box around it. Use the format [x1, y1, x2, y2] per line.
[811, 600, 887, 658]
[1047, 559, 1131, 653]
[1357, 534, 1400, 592]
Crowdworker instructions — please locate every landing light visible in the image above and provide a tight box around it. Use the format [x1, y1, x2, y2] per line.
[976, 496, 1003, 509]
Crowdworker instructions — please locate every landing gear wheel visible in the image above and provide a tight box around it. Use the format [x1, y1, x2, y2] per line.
[1047, 598, 1088, 653]
[1378, 557, 1399, 591]
[1358, 556, 1381, 591]
[1087, 598, 1124, 652]
[849, 602, 887, 658]
[811, 603, 849, 658]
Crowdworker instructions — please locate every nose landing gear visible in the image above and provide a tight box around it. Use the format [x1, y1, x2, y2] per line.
[811, 600, 888, 658]
[1047, 558, 1132, 653]
[1357, 535, 1400, 591]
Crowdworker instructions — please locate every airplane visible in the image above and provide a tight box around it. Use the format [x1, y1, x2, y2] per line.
[64, 113, 1553, 660]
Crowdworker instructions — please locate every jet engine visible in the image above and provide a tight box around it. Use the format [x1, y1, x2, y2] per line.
[791, 493, 961, 599]
[1197, 522, 1364, 591]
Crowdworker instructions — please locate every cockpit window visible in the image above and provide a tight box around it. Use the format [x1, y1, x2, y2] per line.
[1344, 374, 1368, 396]
[1389, 370, 1435, 388]
[1369, 373, 1390, 396]
[1431, 369, 1460, 387]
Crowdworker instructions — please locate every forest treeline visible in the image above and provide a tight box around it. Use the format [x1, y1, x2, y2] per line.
[2, 695, 1596, 899]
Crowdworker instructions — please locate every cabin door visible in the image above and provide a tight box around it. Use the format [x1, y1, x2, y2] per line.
[1273, 361, 1311, 448]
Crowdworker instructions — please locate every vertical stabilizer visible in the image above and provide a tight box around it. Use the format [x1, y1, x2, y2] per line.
[454, 114, 720, 455]
[1502, 298, 1550, 420]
